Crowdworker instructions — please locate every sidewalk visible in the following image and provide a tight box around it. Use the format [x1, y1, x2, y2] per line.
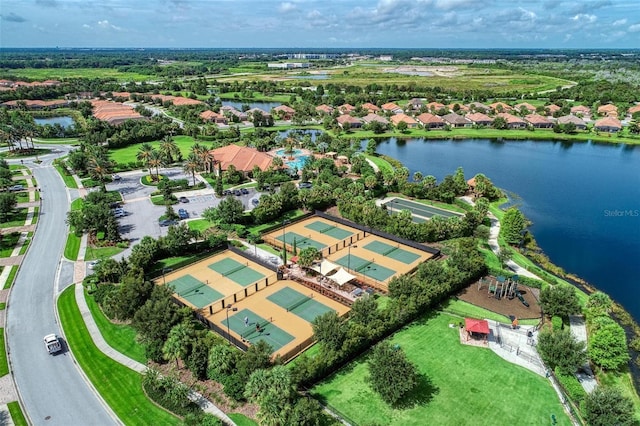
[569, 315, 597, 393]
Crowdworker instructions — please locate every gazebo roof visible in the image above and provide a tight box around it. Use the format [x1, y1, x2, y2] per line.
[465, 318, 490, 334]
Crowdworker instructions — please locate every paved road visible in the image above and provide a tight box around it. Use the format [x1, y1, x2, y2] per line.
[6, 153, 116, 425]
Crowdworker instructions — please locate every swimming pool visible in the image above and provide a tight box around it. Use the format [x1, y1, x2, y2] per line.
[274, 148, 311, 171]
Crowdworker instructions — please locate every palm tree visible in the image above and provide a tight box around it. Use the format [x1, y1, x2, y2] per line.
[200, 149, 215, 173]
[190, 142, 206, 170]
[271, 156, 284, 170]
[87, 148, 113, 191]
[159, 135, 181, 164]
[183, 152, 200, 186]
[147, 149, 164, 181]
[162, 323, 193, 369]
[136, 142, 154, 175]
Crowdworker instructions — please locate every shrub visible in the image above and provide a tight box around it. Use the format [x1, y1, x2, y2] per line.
[554, 367, 587, 405]
[552, 316, 563, 331]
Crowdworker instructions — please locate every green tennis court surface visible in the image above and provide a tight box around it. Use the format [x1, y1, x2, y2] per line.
[385, 198, 462, 221]
[363, 241, 421, 264]
[304, 220, 354, 240]
[334, 254, 396, 282]
[267, 286, 335, 323]
[222, 308, 294, 353]
[167, 275, 223, 308]
[276, 231, 325, 250]
[208, 258, 266, 287]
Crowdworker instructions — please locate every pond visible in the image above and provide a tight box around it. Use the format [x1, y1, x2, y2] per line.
[375, 137, 640, 321]
[277, 129, 323, 142]
[34, 116, 75, 128]
[221, 101, 282, 111]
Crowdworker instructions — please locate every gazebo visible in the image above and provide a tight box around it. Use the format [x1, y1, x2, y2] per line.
[465, 318, 490, 342]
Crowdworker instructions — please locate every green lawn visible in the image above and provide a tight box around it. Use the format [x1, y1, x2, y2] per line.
[0, 303, 5, 310]
[312, 312, 570, 426]
[1, 68, 151, 81]
[228, 413, 258, 426]
[84, 290, 147, 364]
[187, 219, 215, 233]
[84, 246, 125, 261]
[57, 286, 180, 425]
[33, 137, 81, 145]
[0, 209, 29, 228]
[54, 163, 79, 188]
[3, 266, 17, 289]
[0, 232, 20, 257]
[64, 233, 81, 261]
[7, 401, 28, 426]
[109, 135, 198, 165]
[363, 154, 394, 174]
[0, 329, 8, 376]
[442, 298, 539, 326]
[599, 368, 640, 421]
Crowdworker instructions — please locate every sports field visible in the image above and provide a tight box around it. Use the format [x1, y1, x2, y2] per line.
[210, 280, 350, 359]
[312, 312, 571, 426]
[384, 197, 463, 223]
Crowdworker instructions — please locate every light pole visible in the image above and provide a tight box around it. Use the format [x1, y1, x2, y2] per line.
[226, 305, 238, 342]
[348, 244, 357, 273]
[282, 219, 290, 265]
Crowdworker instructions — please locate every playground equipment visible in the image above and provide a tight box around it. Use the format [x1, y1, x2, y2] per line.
[480, 275, 521, 301]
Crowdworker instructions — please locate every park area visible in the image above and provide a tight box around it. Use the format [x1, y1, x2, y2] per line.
[312, 312, 570, 426]
[383, 197, 463, 223]
[457, 277, 542, 321]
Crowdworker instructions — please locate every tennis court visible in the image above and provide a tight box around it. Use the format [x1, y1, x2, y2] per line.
[384, 197, 462, 221]
[167, 274, 224, 309]
[275, 231, 325, 250]
[363, 240, 421, 264]
[333, 254, 396, 282]
[208, 258, 266, 287]
[305, 220, 354, 240]
[267, 286, 335, 323]
[222, 308, 294, 352]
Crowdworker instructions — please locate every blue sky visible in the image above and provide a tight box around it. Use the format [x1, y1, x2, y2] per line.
[1, 0, 639, 48]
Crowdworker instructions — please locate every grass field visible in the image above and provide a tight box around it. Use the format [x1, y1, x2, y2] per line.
[3, 266, 17, 289]
[442, 298, 539, 326]
[7, 401, 28, 426]
[0, 68, 151, 81]
[84, 246, 125, 261]
[0, 209, 28, 229]
[312, 312, 570, 426]
[0, 329, 8, 376]
[58, 286, 180, 425]
[54, 162, 79, 188]
[363, 154, 394, 174]
[0, 232, 21, 257]
[85, 290, 147, 364]
[187, 219, 215, 233]
[228, 413, 259, 426]
[109, 135, 198, 165]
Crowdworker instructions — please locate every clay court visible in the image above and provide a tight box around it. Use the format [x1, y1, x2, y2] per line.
[457, 278, 542, 320]
[263, 216, 436, 291]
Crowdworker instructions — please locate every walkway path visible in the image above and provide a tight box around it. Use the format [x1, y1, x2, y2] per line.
[569, 315, 597, 393]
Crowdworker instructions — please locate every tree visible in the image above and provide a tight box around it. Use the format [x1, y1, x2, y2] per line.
[586, 291, 613, 318]
[492, 116, 507, 129]
[396, 120, 408, 133]
[588, 316, 629, 370]
[159, 135, 181, 164]
[244, 366, 296, 426]
[537, 329, 586, 374]
[0, 193, 17, 222]
[216, 196, 245, 224]
[367, 341, 419, 406]
[207, 344, 238, 381]
[584, 386, 635, 426]
[148, 149, 164, 180]
[312, 311, 346, 353]
[501, 207, 527, 245]
[297, 246, 320, 268]
[365, 139, 377, 155]
[539, 285, 581, 318]
[183, 152, 200, 186]
[136, 142, 154, 173]
[162, 322, 194, 368]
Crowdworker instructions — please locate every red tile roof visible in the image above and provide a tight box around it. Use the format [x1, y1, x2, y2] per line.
[381, 102, 402, 112]
[336, 114, 362, 126]
[546, 104, 561, 113]
[426, 102, 446, 111]
[91, 99, 145, 125]
[390, 113, 418, 126]
[209, 145, 274, 172]
[489, 102, 512, 111]
[315, 104, 334, 114]
[274, 105, 295, 113]
[466, 112, 492, 123]
[338, 104, 355, 114]
[570, 105, 591, 114]
[361, 113, 389, 125]
[557, 115, 586, 127]
[594, 117, 622, 130]
[628, 105, 640, 115]
[524, 114, 552, 125]
[514, 102, 536, 112]
[416, 113, 444, 125]
[496, 112, 526, 124]
[361, 102, 380, 113]
[597, 104, 618, 114]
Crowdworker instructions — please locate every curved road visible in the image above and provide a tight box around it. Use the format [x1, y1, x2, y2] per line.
[6, 150, 117, 425]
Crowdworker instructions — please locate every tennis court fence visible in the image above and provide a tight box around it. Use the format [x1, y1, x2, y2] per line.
[197, 272, 278, 315]
[278, 336, 316, 364]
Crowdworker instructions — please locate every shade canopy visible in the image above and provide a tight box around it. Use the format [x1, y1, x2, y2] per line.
[327, 268, 356, 286]
[465, 318, 490, 335]
[310, 259, 340, 275]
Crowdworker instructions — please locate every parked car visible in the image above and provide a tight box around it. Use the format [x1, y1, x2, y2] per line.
[234, 189, 242, 196]
[112, 208, 126, 218]
[44, 334, 62, 354]
[241, 188, 249, 195]
[159, 219, 178, 227]
[298, 182, 313, 189]
[251, 198, 259, 206]
[111, 174, 121, 181]
[178, 209, 189, 219]
[8, 184, 24, 192]
[88, 260, 101, 270]
[222, 190, 231, 196]
[179, 196, 189, 203]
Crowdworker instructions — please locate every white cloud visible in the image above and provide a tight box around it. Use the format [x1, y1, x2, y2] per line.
[572, 14, 597, 24]
[434, 0, 476, 11]
[82, 24, 91, 29]
[628, 23, 640, 32]
[307, 9, 321, 19]
[612, 18, 627, 27]
[97, 20, 122, 31]
[279, 2, 296, 13]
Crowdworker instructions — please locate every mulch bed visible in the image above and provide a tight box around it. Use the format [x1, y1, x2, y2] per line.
[457, 278, 542, 320]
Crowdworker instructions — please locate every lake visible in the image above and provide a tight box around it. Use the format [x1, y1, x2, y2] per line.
[221, 101, 281, 111]
[375, 138, 640, 321]
[34, 116, 74, 128]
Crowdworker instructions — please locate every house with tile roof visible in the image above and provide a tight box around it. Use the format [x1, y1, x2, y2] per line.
[449, 103, 469, 113]
[361, 113, 389, 126]
[2, 99, 69, 109]
[525, 114, 553, 129]
[466, 112, 493, 126]
[442, 112, 471, 128]
[336, 114, 363, 129]
[390, 113, 419, 128]
[545, 104, 562, 115]
[221, 106, 248, 122]
[381, 102, 403, 114]
[338, 104, 356, 114]
[628, 104, 640, 117]
[246, 108, 271, 119]
[597, 104, 618, 117]
[408, 98, 424, 111]
[91, 100, 146, 125]
[416, 113, 445, 129]
[361, 103, 381, 114]
[496, 112, 526, 129]
[594, 117, 622, 133]
[426, 101, 446, 112]
[489, 102, 512, 113]
[556, 115, 587, 130]
[468, 102, 490, 112]
[209, 145, 274, 176]
[570, 105, 591, 117]
[514, 102, 537, 113]
[315, 104, 334, 115]
[200, 110, 228, 124]
[273, 105, 296, 120]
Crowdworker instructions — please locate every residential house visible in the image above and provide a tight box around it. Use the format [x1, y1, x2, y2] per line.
[489, 102, 512, 113]
[199, 110, 228, 124]
[496, 112, 526, 129]
[556, 115, 587, 130]
[467, 102, 490, 112]
[209, 145, 274, 177]
[594, 117, 622, 133]
[361, 102, 381, 114]
[597, 104, 618, 117]
[442, 112, 472, 128]
[628, 104, 640, 117]
[546, 104, 562, 115]
[221, 106, 248, 122]
[91, 100, 146, 125]
[426, 102, 446, 113]
[449, 103, 469, 113]
[315, 104, 334, 115]
[246, 108, 271, 120]
[361, 113, 389, 126]
[525, 114, 553, 129]
[514, 102, 537, 114]
[273, 105, 296, 120]
[149, 94, 203, 106]
[390, 114, 419, 128]
[336, 114, 363, 129]
[338, 104, 356, 115]
[416, 113, 445, 129]
[407, 98, 424, 111]
[381, 102, 403, 114]
[465, 112, 493, 126]
[2, 99, 69, 109]
[570, 105, 591, 117]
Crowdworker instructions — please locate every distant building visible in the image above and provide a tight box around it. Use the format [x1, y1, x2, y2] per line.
[267, 63, 311, 69]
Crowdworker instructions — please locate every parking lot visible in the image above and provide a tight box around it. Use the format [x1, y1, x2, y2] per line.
[104, 168, 262, 259]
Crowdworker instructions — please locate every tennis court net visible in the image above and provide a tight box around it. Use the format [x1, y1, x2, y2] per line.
[222, 262, 249, 277]
[286, 294, 314, 312]
[355, 260, 374, 272]
[178, 282, 204, 296]
[382, 245, 400, 256]
[319, 224, 337, 234]
[241, 318, 272, 339]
